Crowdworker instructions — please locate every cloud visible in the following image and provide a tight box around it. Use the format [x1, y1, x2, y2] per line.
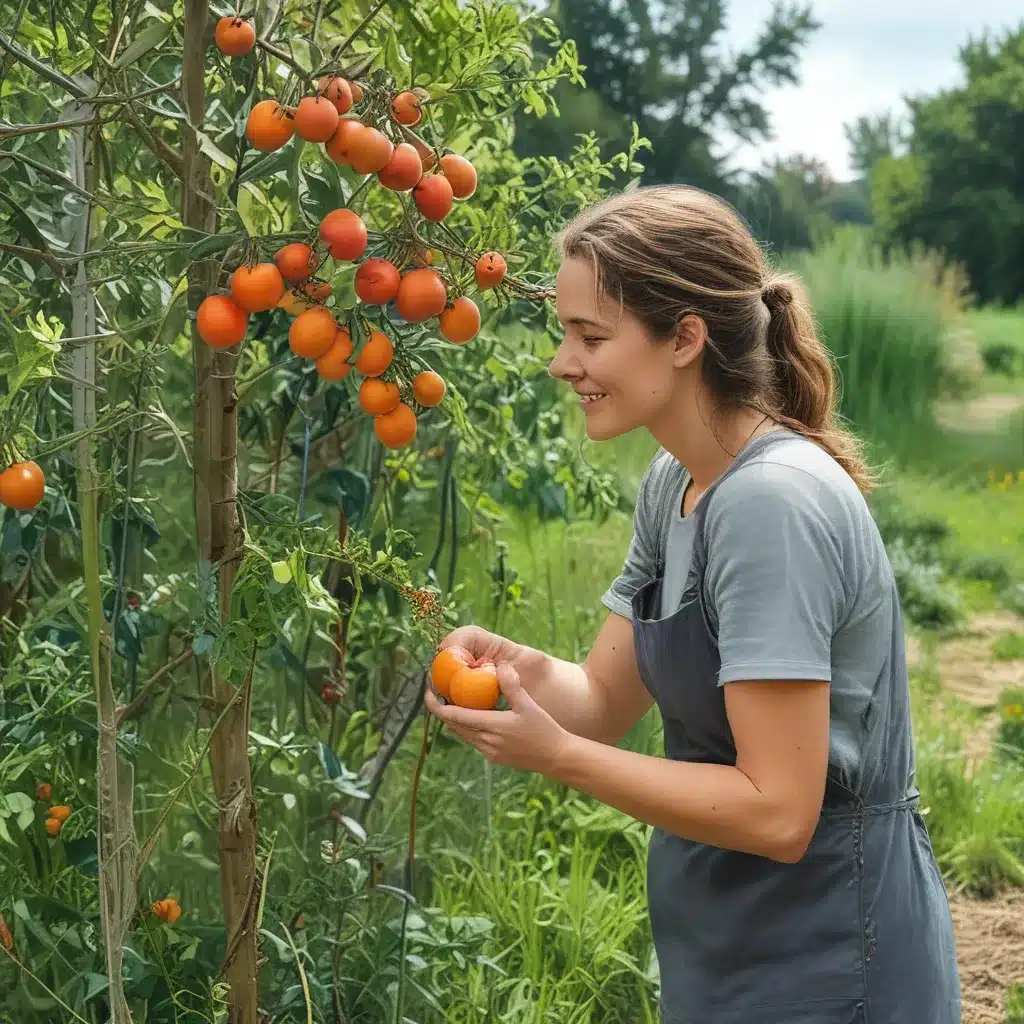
[718, 0, 1024, 179]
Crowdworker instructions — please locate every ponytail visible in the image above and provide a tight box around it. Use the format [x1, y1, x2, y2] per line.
[762, 276, 876, 494]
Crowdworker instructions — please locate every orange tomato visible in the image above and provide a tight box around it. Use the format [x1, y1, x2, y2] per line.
[430, 645, 472, 699]
[48, 805, 72, 822]
[152, 898, 182, 923]
[294, 95, 341, 143]
[245, 100, 295, 152]
[324, 118, 365, 165]
[440, 153, 477, 199]
[349, 81, 365, 104]
[318, 209, 367, 261]
[289, 307, 337, 358]
[274, 243, 319, 283]
[413, 174, 454, 222]
[396, 269, 447, 323]
[390, 90, 423, 126]
[475, 251, 507, 290]
[215, 17, 255, 56]
[44, 818, 62, 837]
[439, 296, 481, 344]
[354, 330, 393, 376]
[197, 295, 248, 349]
[349, 127, 394, 175]
[373, 403, 417, 449]
[354, 259, 400, 305]
[358, 378, 401, 416]
[316, 329, 354, 381]
[35, 782, 52, 802]
[377, 143, 423, 191]
[230, 262, 285, 313]
[318, 76, 353, 114]
[0, 461, 45, 511]
[449, 663, 500, 710]
[412, 370, 446, 408]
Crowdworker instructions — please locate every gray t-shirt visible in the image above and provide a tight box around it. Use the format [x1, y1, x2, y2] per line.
[602, 431, 903, 786]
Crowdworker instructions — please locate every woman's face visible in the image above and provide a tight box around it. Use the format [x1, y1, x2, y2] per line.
[550, 256, 694, 441]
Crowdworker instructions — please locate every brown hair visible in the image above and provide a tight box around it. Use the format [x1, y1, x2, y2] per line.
[554, 184, 876, 493]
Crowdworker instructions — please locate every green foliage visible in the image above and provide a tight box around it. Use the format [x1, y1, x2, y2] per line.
[787, 227, 963, 454]
[870, 24, 1024, 305]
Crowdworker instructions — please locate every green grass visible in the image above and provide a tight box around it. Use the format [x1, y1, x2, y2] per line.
[994, 632, 1024, 662]
[965, 306, 1024, 388]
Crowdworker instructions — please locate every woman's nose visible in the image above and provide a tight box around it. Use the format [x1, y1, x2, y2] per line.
[547, 339, 581, 380]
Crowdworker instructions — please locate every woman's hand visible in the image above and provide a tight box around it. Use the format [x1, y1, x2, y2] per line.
[425, 662, 572, 776]
[437, 625, 551, 688]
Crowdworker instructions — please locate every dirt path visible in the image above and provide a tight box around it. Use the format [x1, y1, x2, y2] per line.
[925, 611, 1024, 1021]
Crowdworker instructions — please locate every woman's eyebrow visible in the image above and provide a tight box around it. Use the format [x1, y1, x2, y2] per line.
[563, 316, 607, 329]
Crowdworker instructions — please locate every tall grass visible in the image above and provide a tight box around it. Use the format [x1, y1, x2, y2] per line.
[787, 227, 969, 462]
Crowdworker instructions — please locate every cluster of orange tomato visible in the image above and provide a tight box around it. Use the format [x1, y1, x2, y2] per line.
[430, 645, 500, 710]
[33, 784, 73, 838]
[196, 28, 511, 452]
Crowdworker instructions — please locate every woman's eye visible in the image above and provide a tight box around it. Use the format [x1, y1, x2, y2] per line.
[582, 336, 602, 347]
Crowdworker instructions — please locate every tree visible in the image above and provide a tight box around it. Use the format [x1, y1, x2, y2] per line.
[870, 24, 1024, 305]
[843, 110, 908, 178]
[516, 0, 821, 193]
[0, 2, 641, 1021]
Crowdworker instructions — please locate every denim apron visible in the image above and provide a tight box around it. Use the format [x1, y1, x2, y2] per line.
[630, 434, 960, 1023]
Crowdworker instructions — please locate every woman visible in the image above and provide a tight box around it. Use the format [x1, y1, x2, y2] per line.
[425, 185, 961, 1023]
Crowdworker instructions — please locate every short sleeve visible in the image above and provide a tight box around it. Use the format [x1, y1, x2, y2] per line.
[703, 463, 846, 685]
[600, 454, 669, 620]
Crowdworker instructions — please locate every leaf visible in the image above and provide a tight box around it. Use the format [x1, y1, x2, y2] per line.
[188, 232, 243, 260]
[317, 742, 343, 780]
[311, 467, 371, 524]
[0, 818, 10, 845]
[83, 973, 109, 1001]
[236, 145, 297, 185]
[5, 792, 32, 815]
[197, 133, 237, 173]
[192, 633, 214, 655]
[114, 20, 173, 69]
[297, 166, 342, 226]
[282, 793, 296, 811]
[271, 560, 292, 584]
[63, 836, 99, 877]
[0, 189, 58, 257]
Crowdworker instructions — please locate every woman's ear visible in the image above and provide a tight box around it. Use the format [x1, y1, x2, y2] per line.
[672, 313, 707, 369]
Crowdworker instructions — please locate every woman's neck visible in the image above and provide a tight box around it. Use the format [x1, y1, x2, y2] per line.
[651, 399, 775, 495]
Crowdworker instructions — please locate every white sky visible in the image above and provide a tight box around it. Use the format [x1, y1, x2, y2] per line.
[718, 0, 1024, 180]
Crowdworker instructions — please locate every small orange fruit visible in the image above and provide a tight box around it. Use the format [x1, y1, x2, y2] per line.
[197, 295, 248, 349]
[377, 143, 423, 191]
[294, 95, 341, 143]
[230, 262, 285, 313]
[318, 76, 353, 114]
[275, 243, 319, 283]
[440, 153, 477, 199]
[396, 269, 447, 324]
[405, 132, 437, 171]
[412, 370, 445, 408]
[390, 90, 423, 126]
[354, 330, 393, 376]
[35, 782, 52, 802]
[289, 307, 337, 358]
[316, 329, 354, 381]
[349, 127, 394, 175]
[430, 645, 472, 699]
[215, 17, 255, 56]
[152, 898, 182, 923]
[413, 174, 454, 222]
[354, 259, 401, 305]
[0, 461, 45, 511]
[48, 805, 72, 823]
[449, 663, 500, 710]
[325, 118, 365, 165]
[358, 378, 401, 416]
[245, 99, 294, 152]
[475, 251, 507, 290]
[318, 209, 367, 261]
[439, 296, 481, 344]
[44, 817, 62, 837]
[349, 81, 365, 104]
[373, 403, 417, 449]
